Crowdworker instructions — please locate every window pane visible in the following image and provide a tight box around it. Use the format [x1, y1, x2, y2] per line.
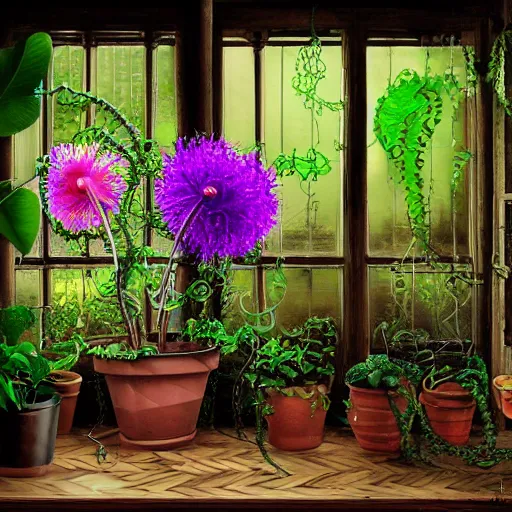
[223, 46, 255, 149]
[15, 270, 42, 345]
[263, 44, 343, 256]
[265, 266, 342, 329]
[369, 265, 473, 351]
[154, 45, 177, 152]
[223, 268, 258, 332]
[47, 268, 125, 343]
[367, 46, 470, 257]
[95, 46, 146, 135]
[52, 45, 85, 144]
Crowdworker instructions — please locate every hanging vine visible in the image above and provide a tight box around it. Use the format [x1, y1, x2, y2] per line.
[487, 29, 512, 117]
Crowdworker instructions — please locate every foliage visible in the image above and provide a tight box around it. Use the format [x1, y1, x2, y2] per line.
[345, 354, 423, 390]
[182, 318, 231, 348]
[0, 33, 52, 136]
[0, 341, 52, 411]
[292, 36, 344, 116]
[374, 69, 444, 252]
[0, 305, 36, 346]
[451, 149, 472, 199]
[44, 333, 89, 372]
[272, 147, 331, 181]
[87, 343, 157, 360]
[225, 317, 337, 475]
[487, 30, 512, 117]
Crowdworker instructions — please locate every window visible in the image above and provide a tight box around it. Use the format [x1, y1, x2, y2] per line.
[14, 31, 177, 344]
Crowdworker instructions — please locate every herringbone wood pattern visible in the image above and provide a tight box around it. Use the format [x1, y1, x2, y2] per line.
[1, 428, 512, 507]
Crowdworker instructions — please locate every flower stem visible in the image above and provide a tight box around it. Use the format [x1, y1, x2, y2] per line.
[156, 198, 205, 351]
[83, 183, 141, 350]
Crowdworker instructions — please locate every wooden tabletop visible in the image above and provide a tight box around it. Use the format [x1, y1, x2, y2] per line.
[1, 428, 512, 511]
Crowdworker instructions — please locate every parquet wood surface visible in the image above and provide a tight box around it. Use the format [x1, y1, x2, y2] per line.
[2, 428, 512, 510]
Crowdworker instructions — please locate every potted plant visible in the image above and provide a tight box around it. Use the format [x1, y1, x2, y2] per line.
[43, 334, 88, 434]
[38, 88, 278, 450]
[345, 354, 422, 453]
[223, 317, 337, 473]
[420, 364, 477, 446]
[493, 375, 512, 419]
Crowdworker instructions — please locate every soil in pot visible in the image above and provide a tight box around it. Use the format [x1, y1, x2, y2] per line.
[0, 394, 61, 477]
[347, 384, 407, 453]
[265, 386, 328, 451]
[47, 370, 83, 434]
[493, 375, 512, 419]
[94, 340, 220, 450]
[420, 380, 476, 446]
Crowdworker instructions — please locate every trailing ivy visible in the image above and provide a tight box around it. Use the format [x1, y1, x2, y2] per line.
[487, 30, 512, 117]
[272, 147, 331, 181]
[374, 69, 444, 253]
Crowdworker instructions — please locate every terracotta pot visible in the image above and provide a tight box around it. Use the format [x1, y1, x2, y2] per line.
[94, 343, 219, 450]
[493, 375, 512, 419]
[347, 384, 407, 453]
[47, 370, 82, 434]
[265, 386, 327, 451]
[420, 380, 476, 446]
[0, 394, 61, 477]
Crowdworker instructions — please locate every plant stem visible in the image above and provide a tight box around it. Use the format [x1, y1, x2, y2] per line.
[83, 182, 140, 350]
[156, 198, 204, 351]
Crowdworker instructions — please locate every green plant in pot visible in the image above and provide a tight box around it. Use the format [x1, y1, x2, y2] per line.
[224, 317, 337, 475]
[345, 354, 422, 453]
[37, 85, 279, 450]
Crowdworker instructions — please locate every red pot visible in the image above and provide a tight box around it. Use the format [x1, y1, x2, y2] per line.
[420, 380, 475, 446]
[347, 384, 407, 453]
[93, 344, 219, 450]
[493, 375, 512, 419]
[47, 370, 82, 435]
[265, 386, 327, 451]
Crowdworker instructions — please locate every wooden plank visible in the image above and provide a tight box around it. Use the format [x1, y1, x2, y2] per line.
[0, 137, 14, 308]
[1, 429, 512, 511]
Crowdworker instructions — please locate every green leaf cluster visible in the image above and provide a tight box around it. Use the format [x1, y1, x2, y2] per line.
[87, 343, 157, 360]
[0, 305, 36, 346]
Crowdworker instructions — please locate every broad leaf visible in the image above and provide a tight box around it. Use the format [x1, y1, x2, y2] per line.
[0, 32, 52, 136]
[0, 185, 40, 255]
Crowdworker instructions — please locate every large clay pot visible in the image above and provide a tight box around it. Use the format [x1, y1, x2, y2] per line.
[47, 370, 82, 434]
[93, 344, 219, 450]
[420, 380, 475, 446]
[0, 394, 61, 477]
[265, 385, 328, 451]
[347, 384, 407, 453]
[493, 375, 512, 419]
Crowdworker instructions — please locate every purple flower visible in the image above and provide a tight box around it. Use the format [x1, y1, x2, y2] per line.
[46, 143, 128, 233]
[155, 136, 278, 261]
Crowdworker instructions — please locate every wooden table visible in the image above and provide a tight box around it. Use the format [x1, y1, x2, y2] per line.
[1, 428, 512, 511]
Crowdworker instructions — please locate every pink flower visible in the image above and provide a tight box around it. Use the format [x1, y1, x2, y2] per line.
[46, 143, 128, 233]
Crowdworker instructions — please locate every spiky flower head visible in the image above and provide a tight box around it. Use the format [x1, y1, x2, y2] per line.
[45, 143, 128, 233]
[155, 136, 278, 261]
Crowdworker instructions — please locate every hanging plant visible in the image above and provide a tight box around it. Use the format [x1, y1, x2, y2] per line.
[374, 69, 444, 252]
[487, 30, 512, 117]
[272, 147, 331, 181]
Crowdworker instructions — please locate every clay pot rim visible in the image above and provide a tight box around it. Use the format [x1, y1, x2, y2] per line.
[419, 392, 475, 410]
[347, 383, 393, 395]
[422, 378, 472, 399]
[493, 375, 512, 391]
[48, 370, 82, 386]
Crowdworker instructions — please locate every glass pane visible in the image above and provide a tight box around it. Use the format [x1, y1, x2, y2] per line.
[52, 46, 85, 144]
[265, 266, 342, 330]
[95, 46, 146, 135]
[223, 47, 255, 149]
[15, 270, 42, 345]
[263, 43, 343, 256]
[367, 46, 470, 258]
[47, 268, 125, 343]
[223, 268, 258, 332]
[369, 265, 473, 351]
[154, 45, 177, 152]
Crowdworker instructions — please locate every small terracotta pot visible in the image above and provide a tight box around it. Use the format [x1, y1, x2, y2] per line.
[347, 384, 407, 453]
[493, 375, 512, 419]
[265, 385, 328, 451]
[94, 343, 219, 450]
[420, 380, 475, 446]
[47, 370, 82, 435]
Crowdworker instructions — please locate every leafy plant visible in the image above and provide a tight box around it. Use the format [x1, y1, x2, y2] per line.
[225, 317, 337, 474]
[43, 333, 89, 372]
[0, 305, 36, 346]
[0, 341, 52, 411]
[87, 343, 157, 360]
[182, 317, 232, 347]
[487, 29, 512, 117]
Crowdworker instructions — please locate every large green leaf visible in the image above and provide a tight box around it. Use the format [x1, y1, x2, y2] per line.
[0, 32, 52, 136]
[0, 183, 40, 255]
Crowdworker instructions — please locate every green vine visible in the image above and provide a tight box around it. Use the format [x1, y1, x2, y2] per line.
[272, 147, 331, 181]
[487, 30, 512, 117]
